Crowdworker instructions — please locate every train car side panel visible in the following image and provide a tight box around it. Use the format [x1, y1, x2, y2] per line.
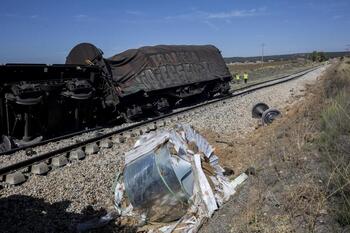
[107, 45, 231, 96]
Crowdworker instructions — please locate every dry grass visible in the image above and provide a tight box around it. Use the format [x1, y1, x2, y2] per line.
[200, 59, 350, 232]
[201, 93, 330, 232]
[227, 60, 298, 73]
[227, 60, 317, 91]
[318, 59, 350, 226]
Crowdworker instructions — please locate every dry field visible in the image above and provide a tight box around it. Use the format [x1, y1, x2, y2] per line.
[227, 60, 319, 90]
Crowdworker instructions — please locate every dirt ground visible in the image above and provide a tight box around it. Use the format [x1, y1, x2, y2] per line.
[228, 60, 297, 71]
[198, 60, 349, 233]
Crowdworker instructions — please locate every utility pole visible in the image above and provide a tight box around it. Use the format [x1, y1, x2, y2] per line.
[261, 43, 265, 67]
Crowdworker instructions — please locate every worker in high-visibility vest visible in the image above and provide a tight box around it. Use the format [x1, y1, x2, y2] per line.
[243, 72, 248, 84]
[235, 73, 240, 84]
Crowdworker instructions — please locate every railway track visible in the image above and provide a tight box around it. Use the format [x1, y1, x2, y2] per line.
[0, 65, 322, 186]
[0, 65, 320, 157]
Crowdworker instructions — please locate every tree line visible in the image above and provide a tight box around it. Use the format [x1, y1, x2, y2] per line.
[309, 51, 328, 62]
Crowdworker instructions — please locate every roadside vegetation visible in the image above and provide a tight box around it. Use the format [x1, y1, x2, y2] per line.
[319, 58, 350, 225]
[309, 51, 328, 62]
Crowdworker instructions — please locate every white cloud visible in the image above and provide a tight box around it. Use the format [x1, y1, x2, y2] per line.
[0, 13, 39, 19]
[166, 7, 266, 21]
[203, 20, 219, 30]
[2, 13, 18, 17]
[73, 14, 96, 22]
[332, 15, 343, 20]
[164, 11, 207, 20]
[74, 14, 88, 19]
[125, 10, 144, 16]
[208, 9, 258, 19]
[165, 7, 266, 30]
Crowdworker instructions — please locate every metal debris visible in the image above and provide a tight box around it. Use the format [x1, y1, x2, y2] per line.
[115, 124, 247, 232]
[77, 124, 248, 232]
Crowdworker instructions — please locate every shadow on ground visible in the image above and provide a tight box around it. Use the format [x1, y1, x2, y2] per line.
[0, 194, 136, 233]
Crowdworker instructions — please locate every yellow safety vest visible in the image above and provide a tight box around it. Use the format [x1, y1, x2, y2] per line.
[243, 73, 248, 80]
[235, 74, 240, 80]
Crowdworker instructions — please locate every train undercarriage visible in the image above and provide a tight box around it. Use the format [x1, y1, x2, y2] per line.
[119, 79, 230, 120]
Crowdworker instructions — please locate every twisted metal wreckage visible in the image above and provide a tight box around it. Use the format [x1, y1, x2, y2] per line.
[78, 124, 248, 232]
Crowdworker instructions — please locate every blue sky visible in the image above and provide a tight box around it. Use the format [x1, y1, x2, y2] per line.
[0, 0, 349, 63]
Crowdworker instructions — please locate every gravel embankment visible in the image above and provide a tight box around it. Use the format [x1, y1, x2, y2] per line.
[0, 65, 329, 233]
[0, 141, 131, 233]
[183, 65, 329, 136]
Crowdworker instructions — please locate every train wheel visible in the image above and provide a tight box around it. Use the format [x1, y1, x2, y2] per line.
[154, 97, 170, 113]
[120, 112, 132, 123]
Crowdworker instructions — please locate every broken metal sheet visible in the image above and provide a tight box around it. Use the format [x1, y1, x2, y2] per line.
[192, 153, 218, 216]
[124, 131, 169, 165]
[78, 124, 248, 232]
[180, 124, 214, 158]
[178, 125, 222, 174]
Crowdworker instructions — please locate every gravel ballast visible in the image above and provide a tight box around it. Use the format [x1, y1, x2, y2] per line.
[0, 65, 329, 233]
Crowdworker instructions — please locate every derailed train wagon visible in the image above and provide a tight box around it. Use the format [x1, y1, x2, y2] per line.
[0, 43, 231, 151]
[67, 43, 232, 119]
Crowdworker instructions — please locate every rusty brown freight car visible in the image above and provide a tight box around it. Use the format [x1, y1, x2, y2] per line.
[67, 43, 231, 119]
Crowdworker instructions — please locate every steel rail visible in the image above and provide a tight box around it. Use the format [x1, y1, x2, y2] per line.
[0, 127, 104, 156]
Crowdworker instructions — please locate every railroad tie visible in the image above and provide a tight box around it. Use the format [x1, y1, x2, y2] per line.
[52, 156, 68, 167]
[31, 163, 49, 175]
[85, 143, 100, 155]
[100, 139, 113, 148]
[6, 172, 26, 185]
[69, 149, 86, 160]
